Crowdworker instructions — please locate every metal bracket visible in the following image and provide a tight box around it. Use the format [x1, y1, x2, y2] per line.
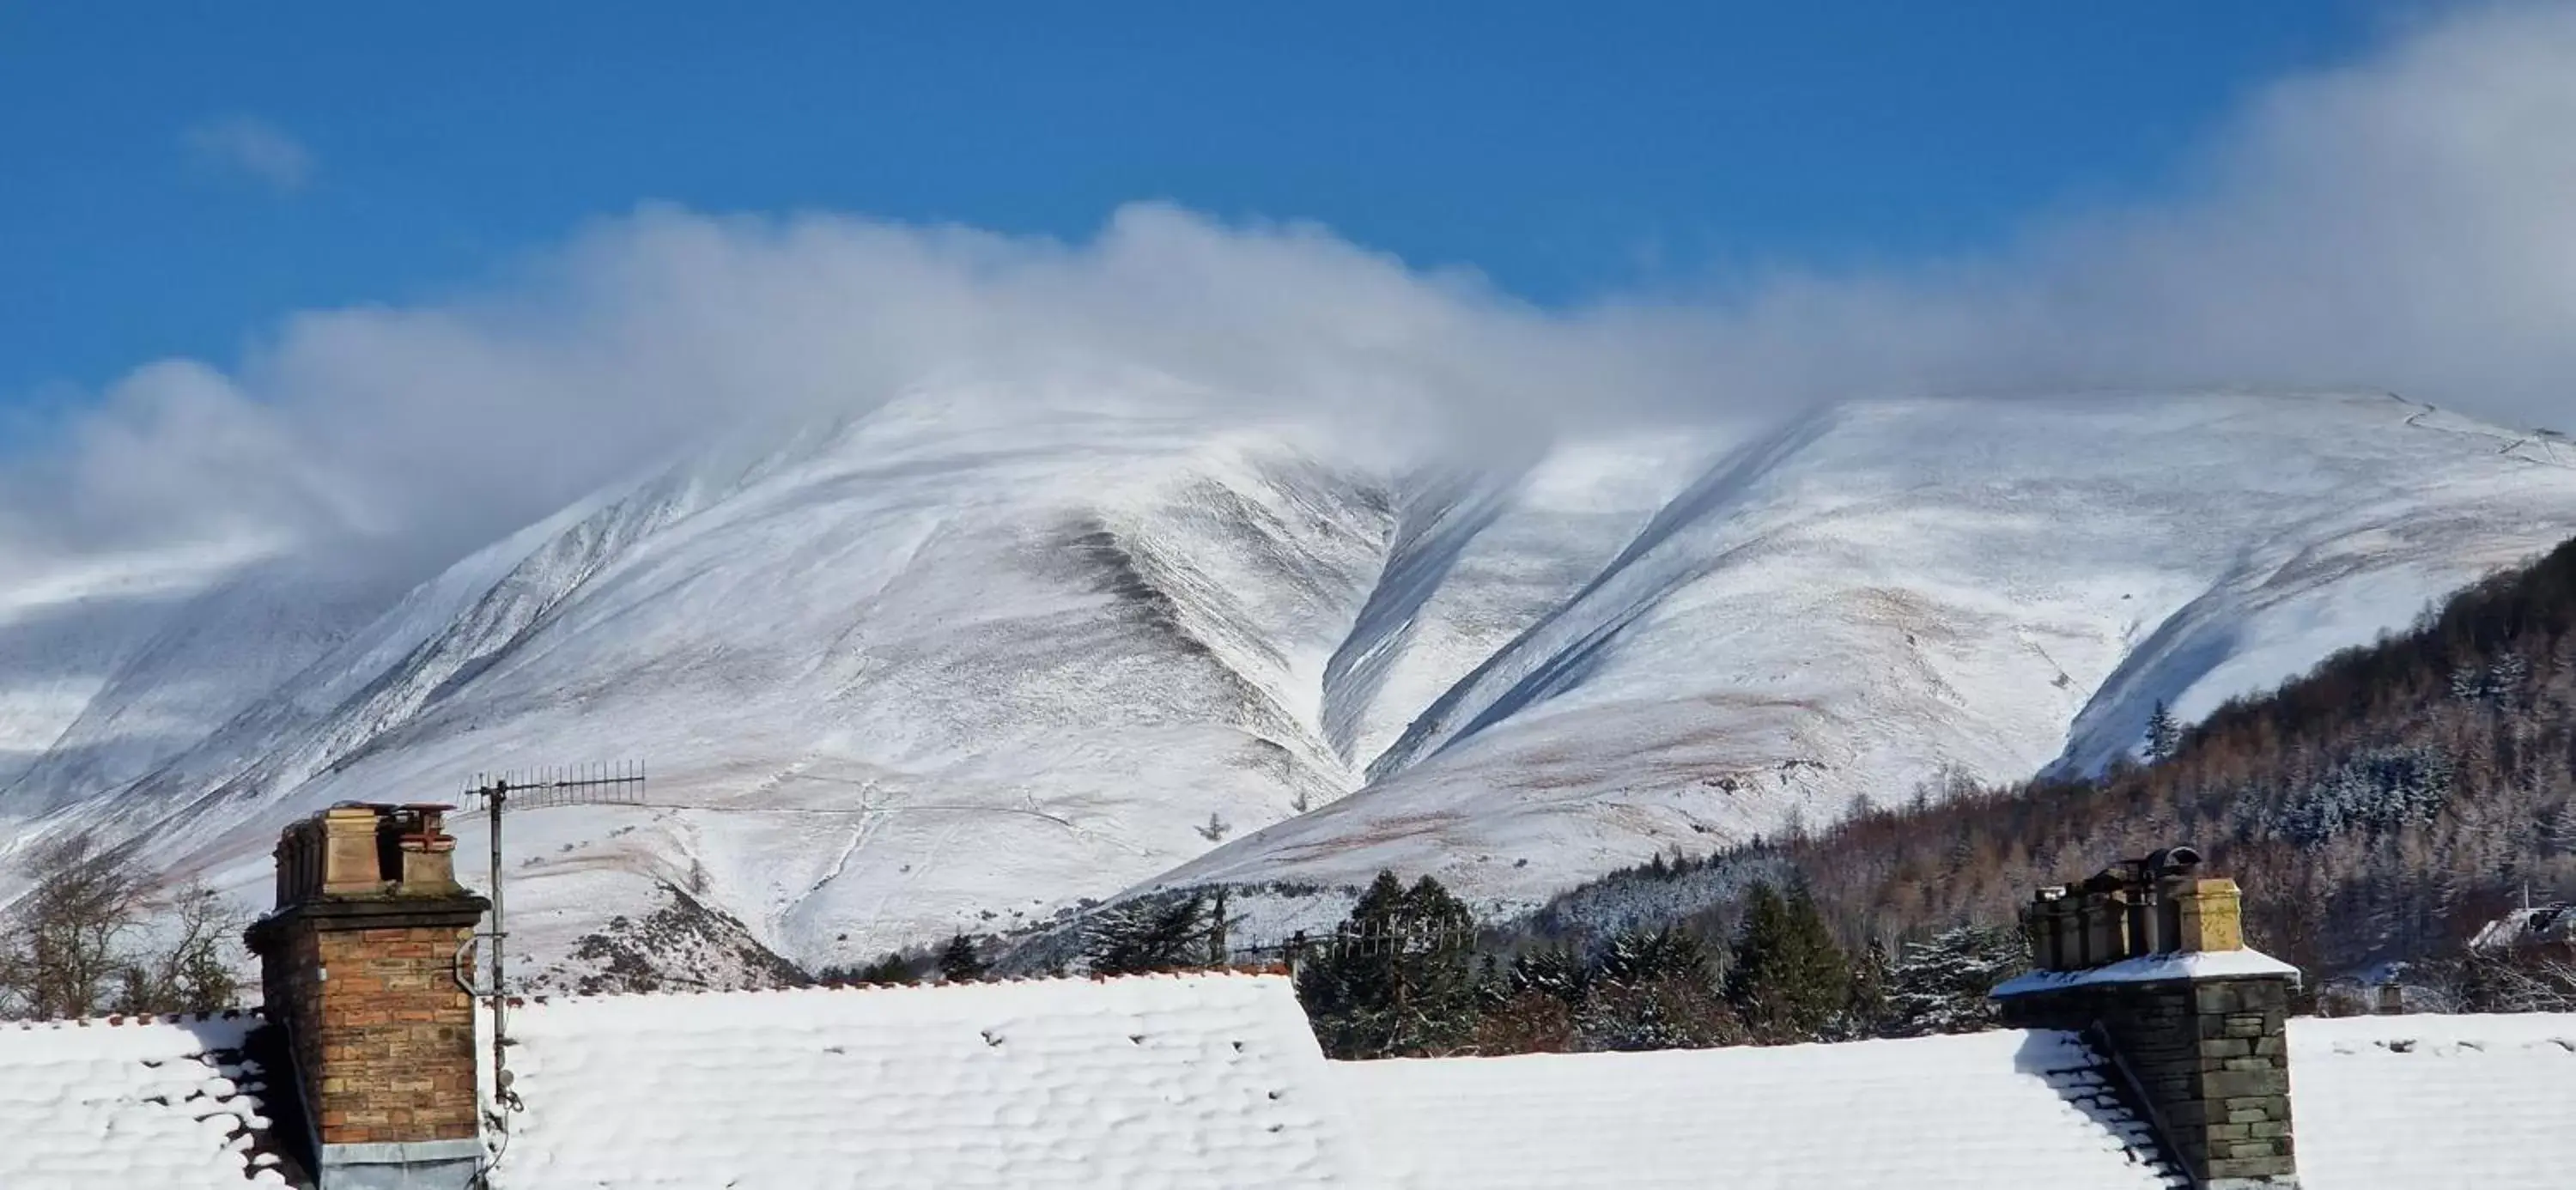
[453, 931, 500, 998]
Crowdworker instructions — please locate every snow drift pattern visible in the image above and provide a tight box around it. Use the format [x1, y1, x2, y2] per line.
[0, 1012, 286, 1187]
[493, 972, 1368, 1188]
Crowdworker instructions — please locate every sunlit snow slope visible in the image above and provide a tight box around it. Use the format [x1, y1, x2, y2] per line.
[6, 388, 2576, 974]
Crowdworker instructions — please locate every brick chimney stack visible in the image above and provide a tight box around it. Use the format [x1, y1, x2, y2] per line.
[246, 803, 489, 1190]
[1992, 847, 2301, 1189]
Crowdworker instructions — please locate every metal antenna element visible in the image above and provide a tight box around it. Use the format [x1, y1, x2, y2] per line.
[459, 762, 647, 1116]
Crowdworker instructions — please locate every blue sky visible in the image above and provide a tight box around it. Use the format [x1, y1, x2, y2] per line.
[0, 2, 2391, 409]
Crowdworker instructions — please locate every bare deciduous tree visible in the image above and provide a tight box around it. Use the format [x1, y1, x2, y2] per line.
[113, 882, 248, 1016]
[0, 834, 248, 1020]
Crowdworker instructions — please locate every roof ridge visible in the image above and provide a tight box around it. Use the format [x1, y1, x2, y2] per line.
[6, 1006, 264, 1031]
[507, 966, 1294, 1007]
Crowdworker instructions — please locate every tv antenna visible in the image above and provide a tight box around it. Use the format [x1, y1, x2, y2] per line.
[459, 762, 647, 1112]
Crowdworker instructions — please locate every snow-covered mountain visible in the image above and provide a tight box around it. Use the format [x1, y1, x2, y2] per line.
[7, 386, 2576, 981]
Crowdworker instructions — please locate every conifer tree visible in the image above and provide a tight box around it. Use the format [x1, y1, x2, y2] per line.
[1206, 886, 1234, 967]
[1082, 893, 1206, 976]
[1838, 936, 1894, 1040]
[938, 932, 989, 983]
[1884, 925, 2027, 1036]
[850, 951, 916, 985]
[1574, 973, 1742, 1052]
[2144, 700, 2181, 763]
[1506, 944, 1586, 1005]
[1591, 924, 1711, 990]
[1294, 871, 1482, 1059]
[1722, 882, 1850, 1043]
[2493, 653, 2530, 706]
[1573, 923, 1741, 1052]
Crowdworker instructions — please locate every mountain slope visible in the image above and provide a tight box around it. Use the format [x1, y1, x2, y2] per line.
[6, 387, 2576, 979]
[1612, 528, 2576, 978]
[1158, 393, 2576, 910]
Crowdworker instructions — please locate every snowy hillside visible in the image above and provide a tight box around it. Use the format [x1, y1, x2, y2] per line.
[6, 386, 2576, 978]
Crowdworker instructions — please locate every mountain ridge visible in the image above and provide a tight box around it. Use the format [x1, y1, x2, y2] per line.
[5, 387, 2574, 985]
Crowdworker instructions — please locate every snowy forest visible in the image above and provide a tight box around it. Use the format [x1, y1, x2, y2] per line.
[1762, 533, 2576, 974]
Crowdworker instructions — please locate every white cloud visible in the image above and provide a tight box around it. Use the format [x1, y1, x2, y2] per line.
[183, 115, 315, 194]
[1683, 1, 2576, 418]
[10, 3, 2576, 592]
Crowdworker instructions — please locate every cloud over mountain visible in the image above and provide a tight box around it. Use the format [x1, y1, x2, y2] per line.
[8, 3, 2576, 598]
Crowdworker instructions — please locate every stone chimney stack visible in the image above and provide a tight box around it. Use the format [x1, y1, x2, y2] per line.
[1992, 847, 2301, 1189]
[246, 803, 489, 1190]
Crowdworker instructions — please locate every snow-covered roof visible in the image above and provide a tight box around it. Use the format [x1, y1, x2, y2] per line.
[2469, 902, 2576, 950]
[1334, 1013, 2576, 1190]
[5, 987, 2569, 1189]
[2292, 1012, 2576, 1190]
[1335, 1029, 2182, 1190]
[488, 971, 1371, 1189]
[0, 1011, 289, 1188]
[1988, 946, 2304, 998]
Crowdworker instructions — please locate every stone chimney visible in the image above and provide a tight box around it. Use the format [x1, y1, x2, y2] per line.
[246, 803, 489, 1190]
[1991, 847, 2301, 1189]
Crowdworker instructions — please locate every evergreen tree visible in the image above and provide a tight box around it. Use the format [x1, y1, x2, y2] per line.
[1572, 923, 1740, 1052]
[938, 932, 989, 983]
[2144, 700, 2181, 763]
[1590, 924, 1712, 991]
[850, 951, 916, 985]
[1573, 972, 1743, 1052]
[1082, 894, 1207, 976]
[2269, 745, 2455, 847]
[1294, 871, 1482, 1059]
[1884, 925, 2028, 1036]
[1722, 882, 1850, 1043]
[1504, 944, 1587, 1005]
[2493, 653, 2531, 707]
[1838, 936, 1894, 1040]
[1205, 887, 1235, 967]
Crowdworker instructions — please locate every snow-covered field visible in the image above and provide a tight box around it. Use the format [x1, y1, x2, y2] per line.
[6, 386, 2576, 976]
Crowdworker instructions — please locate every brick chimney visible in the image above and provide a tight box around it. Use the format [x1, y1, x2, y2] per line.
[246, 803, 489, 1190]
[1992, 847, 2301, 1189]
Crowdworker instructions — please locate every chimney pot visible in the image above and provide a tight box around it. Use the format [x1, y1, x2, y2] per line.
[2174, 877, 2245, 953]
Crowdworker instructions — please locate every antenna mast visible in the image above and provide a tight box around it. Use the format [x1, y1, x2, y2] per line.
[461, 761, 647, 1108]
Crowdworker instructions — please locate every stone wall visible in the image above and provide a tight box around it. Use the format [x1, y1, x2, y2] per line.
[1999, 974, 2296, 1188]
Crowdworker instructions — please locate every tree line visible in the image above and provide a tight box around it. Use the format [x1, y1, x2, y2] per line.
[1062, 868, 2031, 1059]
